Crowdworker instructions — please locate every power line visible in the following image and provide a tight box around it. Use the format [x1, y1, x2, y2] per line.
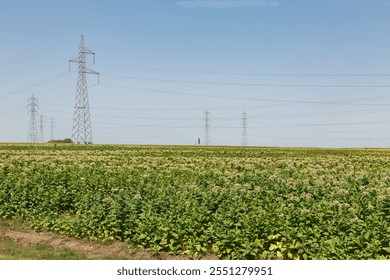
[94, 124, 200, 129]
[247, 134, 390, 141]
[0, 72, 70, 99]
[102, 74, 390, 88]
[99, 83, 390, 106]
[256, 120, 390, 128]
[92, 114, 199, 120]
[96, 63, 390, 77]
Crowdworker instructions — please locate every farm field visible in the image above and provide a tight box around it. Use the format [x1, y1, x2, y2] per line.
[0, 144, 389, 259]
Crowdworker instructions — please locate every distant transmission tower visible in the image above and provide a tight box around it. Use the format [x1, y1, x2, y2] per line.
[204, 110, 211, 145]
[241, 111, 248, 146]
[39, 115, 44, 143]
[50, 118, 55, 141]
[27, 94, 39, 143]
[69, 35, 99, 144]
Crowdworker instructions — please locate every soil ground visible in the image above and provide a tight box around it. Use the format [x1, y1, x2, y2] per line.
[0, 219, 219, 260]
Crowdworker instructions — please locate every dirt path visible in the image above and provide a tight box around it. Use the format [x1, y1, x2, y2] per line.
[0, 221, 218, 260]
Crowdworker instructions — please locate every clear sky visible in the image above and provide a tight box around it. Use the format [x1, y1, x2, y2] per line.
[1, 0, 390, 147]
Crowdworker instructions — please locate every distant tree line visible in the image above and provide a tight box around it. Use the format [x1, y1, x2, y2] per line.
[48, 138, 73, 144]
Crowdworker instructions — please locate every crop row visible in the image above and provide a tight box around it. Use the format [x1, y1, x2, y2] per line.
[0, 144, 389, 259]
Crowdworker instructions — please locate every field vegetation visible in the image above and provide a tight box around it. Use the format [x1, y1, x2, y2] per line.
[0, 144, 389, 259]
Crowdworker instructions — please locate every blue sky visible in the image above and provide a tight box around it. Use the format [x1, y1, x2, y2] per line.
[1, 0, 390, 147]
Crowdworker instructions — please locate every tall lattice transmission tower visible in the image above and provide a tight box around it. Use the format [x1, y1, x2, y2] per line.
[39, 115, 44, 143]
[27, 94, 39, 143]
[204, 110, 211, 145]
[241, 111, 248, 146]
[69, 35, 99, 144]
[50, 118, 55, 141]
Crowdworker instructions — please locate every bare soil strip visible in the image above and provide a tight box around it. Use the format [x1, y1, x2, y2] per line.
[0, 220, 217, 260]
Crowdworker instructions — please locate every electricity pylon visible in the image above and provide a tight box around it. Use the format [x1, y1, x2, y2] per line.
[69, 35, 99, 144]
[39, 115, 44, 143]
[27, 94, 39, 143]
[242, 111, 248, 146]
[204, 110, 211, 145]
[50, 118, 55, 141]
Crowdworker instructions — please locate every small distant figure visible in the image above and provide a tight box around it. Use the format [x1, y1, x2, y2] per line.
[198, 137, 201, 145]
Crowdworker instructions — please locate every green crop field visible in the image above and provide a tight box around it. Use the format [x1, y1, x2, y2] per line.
[0, 144, 389, 259]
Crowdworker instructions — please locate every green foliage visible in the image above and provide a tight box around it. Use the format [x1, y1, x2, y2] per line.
[0, 144, 389, 259]
[48, 138, 73, 143]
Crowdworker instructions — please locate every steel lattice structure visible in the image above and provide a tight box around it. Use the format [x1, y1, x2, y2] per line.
[241, 111, 248, 146]
[27, 94, 39, 143]
[50, 117, 55, 141]
[39, 115, 44, 143]
[69, 35, 99, 144]
[204, 110, 211, 145]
